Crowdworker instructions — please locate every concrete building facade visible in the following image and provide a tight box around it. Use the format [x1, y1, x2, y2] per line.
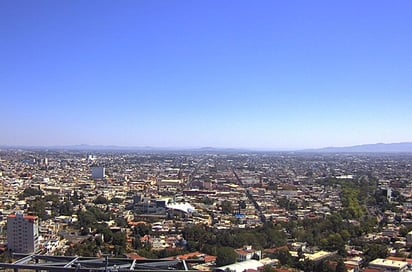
[91, 166, 105, 180]
[7, 213, 39, 253]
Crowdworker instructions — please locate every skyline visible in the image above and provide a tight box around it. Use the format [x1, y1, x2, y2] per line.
[1, 1, 412, 149]
[2, 141, 412, 153]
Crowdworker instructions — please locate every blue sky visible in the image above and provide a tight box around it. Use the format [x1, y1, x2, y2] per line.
[1, 1, 412, 149]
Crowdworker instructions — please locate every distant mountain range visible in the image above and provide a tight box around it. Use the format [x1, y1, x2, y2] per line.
[1, 142, 412, 153]
[0, 144, 248, 153]
[303, 142, 412, 153]
[0, 144, 179, 152]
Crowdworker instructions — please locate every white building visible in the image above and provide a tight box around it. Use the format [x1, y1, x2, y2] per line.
[92, 166, 105, 180]
[235, 245, 262, 261]
[215, 259, 264, 272]
[368, 258, 408, 272]
[7, 213, 39, 253]
[157, 179, 182, 187]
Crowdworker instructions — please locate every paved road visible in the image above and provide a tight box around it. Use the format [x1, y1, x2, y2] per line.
[231, 166, 265, 223]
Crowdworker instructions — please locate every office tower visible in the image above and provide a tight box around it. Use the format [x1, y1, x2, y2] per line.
[92, 166, 105, 180]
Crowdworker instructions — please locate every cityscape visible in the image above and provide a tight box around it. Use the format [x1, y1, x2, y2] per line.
[1, 148, 412, 271]
[2, 1, 412, 271]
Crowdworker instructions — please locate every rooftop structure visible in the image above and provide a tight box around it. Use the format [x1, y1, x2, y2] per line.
[214, 259, 264, 272]
[368, 258, 409, 272]
[0, 254, 194, 271]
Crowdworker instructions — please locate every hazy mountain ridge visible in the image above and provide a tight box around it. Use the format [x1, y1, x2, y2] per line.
[1, 142, 412, 153]
[0, 144, 249, 153]
[305, 142, 412, 153]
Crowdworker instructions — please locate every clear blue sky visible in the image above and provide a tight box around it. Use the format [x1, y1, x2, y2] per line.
[1, 1, 412, 149]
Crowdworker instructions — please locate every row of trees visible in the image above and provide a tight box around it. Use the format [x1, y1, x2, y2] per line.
[182, 222, 287, 254]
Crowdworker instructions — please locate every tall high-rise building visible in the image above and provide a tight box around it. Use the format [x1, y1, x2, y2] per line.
[7, 213, 39, 253]
[92, 166, 105, 180]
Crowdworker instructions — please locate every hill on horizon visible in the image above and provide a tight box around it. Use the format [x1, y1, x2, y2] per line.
[1, 142, 412, 153]
[305, 142, 412, 153]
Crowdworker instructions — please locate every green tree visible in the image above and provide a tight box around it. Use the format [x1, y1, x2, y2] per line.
[302, 259, 315, 272]
[65, 237, 100, 257]
[137, 248, 158, 259]
[94, 195, 109, 205]
[274, 250, 293, 266]
[221, 200, 233, 214]
[28, 197, 48, 220]
[202, 197, 214, 205]
[134, 223, 151, 237]
[133, 235, 142, 249]
[0, 251, 12, 263]
[112, 232, 126, 247]
[336, 259, 347, 272]
[18, 187, 43, 200]
[111, 197, 123, 204]
[58, 201, 74, 216]
[266, 227, 287, 247]
[77, 210, 97, 234]
[115, 216, 128, 227]
[263, 265, 276, 272]
[216, 247, 237, 266]
[364, 243, 388, 264]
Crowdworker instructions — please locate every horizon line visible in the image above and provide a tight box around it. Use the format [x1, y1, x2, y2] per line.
[1, 141, 412, 153]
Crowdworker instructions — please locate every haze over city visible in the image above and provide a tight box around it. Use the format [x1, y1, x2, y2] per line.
[1, 1, 412, 149]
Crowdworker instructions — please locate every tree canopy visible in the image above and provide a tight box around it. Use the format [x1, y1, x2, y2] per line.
[216, 247, 237, 266]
